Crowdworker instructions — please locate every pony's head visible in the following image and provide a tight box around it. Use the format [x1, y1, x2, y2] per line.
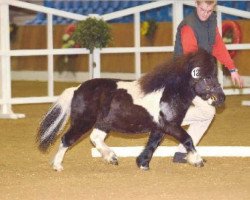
[186, 49, 225, 106]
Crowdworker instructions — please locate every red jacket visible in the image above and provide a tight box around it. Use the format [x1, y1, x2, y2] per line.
[181, 25, 235, 70]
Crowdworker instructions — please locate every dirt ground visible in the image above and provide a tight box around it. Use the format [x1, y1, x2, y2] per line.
[0, 81, 250, 200]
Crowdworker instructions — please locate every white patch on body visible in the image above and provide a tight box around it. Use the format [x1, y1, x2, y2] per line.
[52, 142, 68, 171]
[90, 129, 117, 164]
[160, 102, 176, 121]
[117, 81, 163, 123]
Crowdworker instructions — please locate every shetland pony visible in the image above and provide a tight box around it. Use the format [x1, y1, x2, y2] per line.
[37, 49, 225, 171]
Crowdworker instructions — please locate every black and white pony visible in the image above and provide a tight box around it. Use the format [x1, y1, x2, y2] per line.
[37, 49, 225, 171]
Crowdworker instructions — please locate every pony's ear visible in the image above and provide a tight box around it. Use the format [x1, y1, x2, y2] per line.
[186, 48, 215, 78]
[185, 52, 202, 76]
[211, 55, 218, 76]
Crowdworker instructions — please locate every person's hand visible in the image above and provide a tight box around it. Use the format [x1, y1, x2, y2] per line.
[231, 71, 243, 88]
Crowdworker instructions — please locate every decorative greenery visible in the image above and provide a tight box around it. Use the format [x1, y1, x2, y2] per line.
[62, 24, 79, 49]
[141, 19, 158, 42]
[72, 17, 112, 53]
[57, 24, 79, 74]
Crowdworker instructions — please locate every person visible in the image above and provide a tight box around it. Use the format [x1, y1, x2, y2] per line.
[173, 0, 244, 163]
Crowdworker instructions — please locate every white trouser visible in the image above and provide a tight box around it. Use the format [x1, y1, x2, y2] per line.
[177, 96, 216, 153]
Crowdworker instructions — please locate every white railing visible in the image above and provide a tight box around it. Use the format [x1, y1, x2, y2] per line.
[1, 0, 250, 119]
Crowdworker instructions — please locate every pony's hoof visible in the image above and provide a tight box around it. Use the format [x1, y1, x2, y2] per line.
[104, 152, 118, 165]
[194, 161, 204, 168]
[140, 165, 149, 171]
[109, 157, 119, 165]
[53, 164, 64, 172]
[186, 152, 204, 167]
[136, 156, 149, 170]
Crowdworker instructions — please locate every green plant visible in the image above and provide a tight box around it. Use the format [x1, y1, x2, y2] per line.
[72, 17, 112, 53]
[56, 24, 79, 74]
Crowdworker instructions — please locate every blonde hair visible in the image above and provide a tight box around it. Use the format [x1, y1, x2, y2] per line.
[196, 0, 217, 5]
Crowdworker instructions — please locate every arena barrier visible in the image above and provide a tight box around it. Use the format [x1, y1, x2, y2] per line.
[92, 146, 250, 157]
[1, 0, 250, 156]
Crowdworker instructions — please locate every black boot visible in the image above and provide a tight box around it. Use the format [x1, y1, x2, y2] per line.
[173, 152, 187, 163]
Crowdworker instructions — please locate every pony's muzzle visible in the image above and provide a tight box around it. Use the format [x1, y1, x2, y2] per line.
[210, 93, 225, 107]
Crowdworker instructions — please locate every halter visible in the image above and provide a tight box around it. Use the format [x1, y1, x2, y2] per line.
[195, 76, 222, 103]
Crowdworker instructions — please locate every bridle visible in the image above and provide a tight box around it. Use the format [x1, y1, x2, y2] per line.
[194, 76, 222, 102]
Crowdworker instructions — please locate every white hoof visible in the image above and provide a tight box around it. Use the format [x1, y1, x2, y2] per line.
[186, 151, 204, 167]
[104, 152, 118, 165]
[140, 165, 149, 171]
[53, 163, 64, 172]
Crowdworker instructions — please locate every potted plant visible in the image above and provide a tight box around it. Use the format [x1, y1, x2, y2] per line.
[72, 17, 112, 77]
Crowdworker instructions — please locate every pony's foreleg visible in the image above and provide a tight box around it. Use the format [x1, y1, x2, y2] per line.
[136, 130, 165, 170]
[167, 125, 204, 167]
[90, 128, 118, 165]
[182, 138, 204, 167]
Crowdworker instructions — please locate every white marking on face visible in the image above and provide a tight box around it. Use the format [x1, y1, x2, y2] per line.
[117, 81, 163, 123]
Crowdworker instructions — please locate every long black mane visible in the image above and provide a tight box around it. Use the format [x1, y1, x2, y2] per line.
[139, 49, 217, 94]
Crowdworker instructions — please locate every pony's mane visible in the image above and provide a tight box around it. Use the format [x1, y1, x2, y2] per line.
[139, 49, 216, 94]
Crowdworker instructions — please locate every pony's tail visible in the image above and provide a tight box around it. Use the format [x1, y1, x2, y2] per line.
[37, 86, 78, 152]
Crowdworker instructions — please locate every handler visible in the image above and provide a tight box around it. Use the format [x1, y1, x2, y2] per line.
[173, 0, 243, 163]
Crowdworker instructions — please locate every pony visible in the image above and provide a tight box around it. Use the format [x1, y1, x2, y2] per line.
[37, 49, 225, 171]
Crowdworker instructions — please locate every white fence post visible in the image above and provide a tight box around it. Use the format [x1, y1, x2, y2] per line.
[134, 12, 141, 79]
[172, 1, 183, 45]
[216, 11, 224, 87]
[47, 13, 54, 97]
[92, 48, 101, 78]
[0, 1, 24, 119]
[88, 49, 101, 79]
[88, 14, 101, 79]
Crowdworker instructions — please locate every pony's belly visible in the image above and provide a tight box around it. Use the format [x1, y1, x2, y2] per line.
[111, 124, 151, 134]
[106, 99, 156, 133]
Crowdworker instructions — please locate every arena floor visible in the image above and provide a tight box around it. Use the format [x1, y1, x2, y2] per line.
[1, 81, 250, 200]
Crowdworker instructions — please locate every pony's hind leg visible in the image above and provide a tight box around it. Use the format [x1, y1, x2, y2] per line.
[52, 141, 68, 171]
[52, 121, 94, 171]
[90, 128, 118, 165]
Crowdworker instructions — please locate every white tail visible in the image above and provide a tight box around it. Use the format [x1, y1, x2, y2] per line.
[37, 86, 79, 151]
